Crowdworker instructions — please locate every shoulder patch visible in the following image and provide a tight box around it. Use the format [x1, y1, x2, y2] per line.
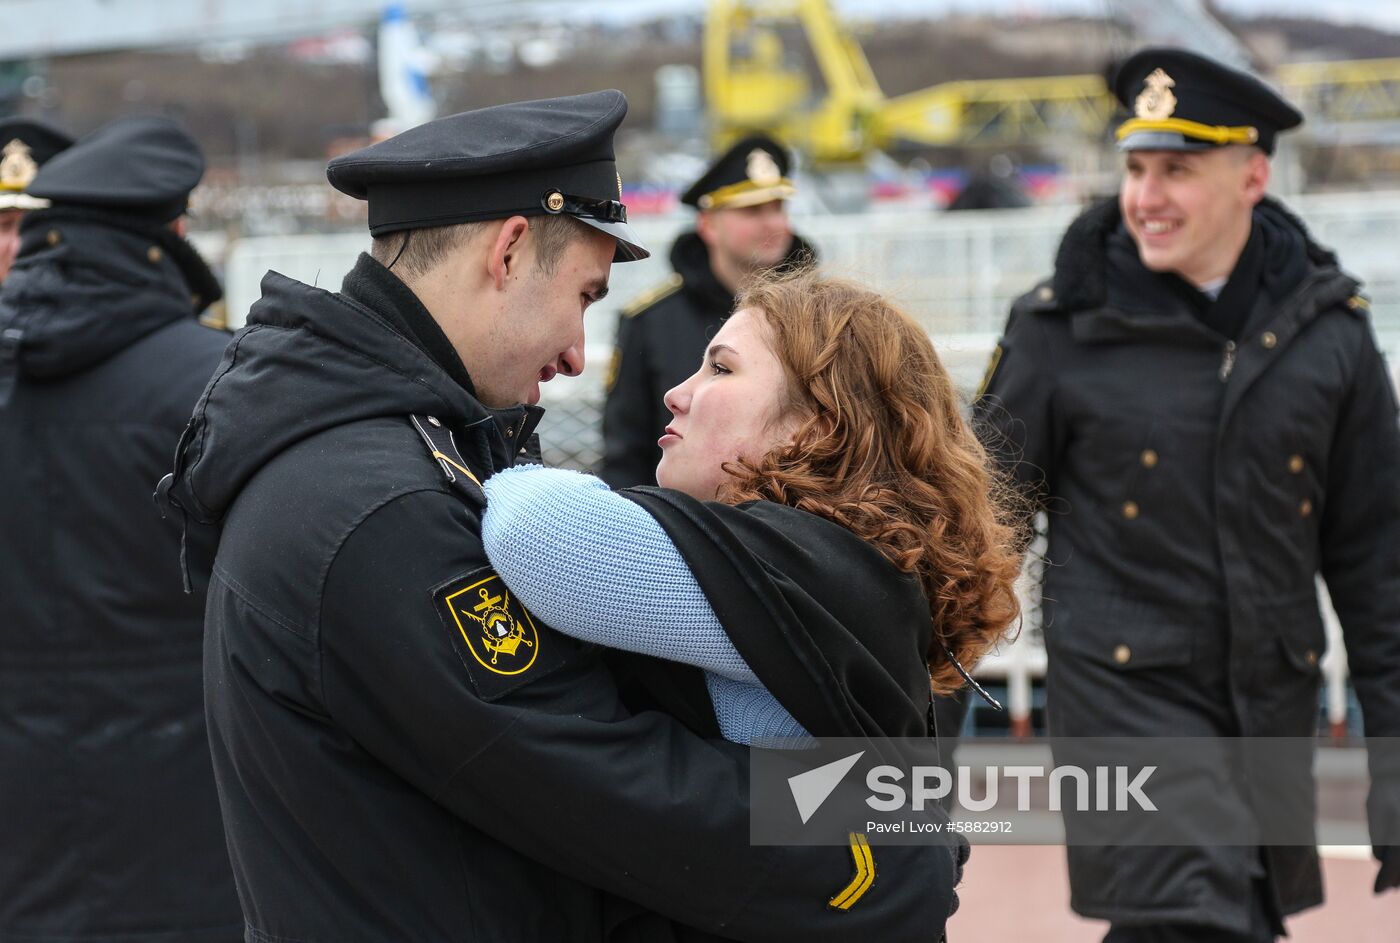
[974, 343, 1004, 401]
[433, 567, 580, 701]
[604, 346, 622, 394]
[621, 273, 684, 318]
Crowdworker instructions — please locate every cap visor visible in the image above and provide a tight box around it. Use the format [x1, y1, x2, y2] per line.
[577, 216, 650, 263]
[0, 194, 51, 211]
[1117, 131, 1218, 152]
[709, 183, 796, 211]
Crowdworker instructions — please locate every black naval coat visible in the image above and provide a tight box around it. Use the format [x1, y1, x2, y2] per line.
[599, 231, 815, 489]
[0, 211, 240, 942]
[162, 254, 955, 943]
[975, 196, 1400, 932]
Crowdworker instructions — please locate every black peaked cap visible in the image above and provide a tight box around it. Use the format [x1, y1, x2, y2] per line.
[28, 115, 204, 222]
[1112, 47, 1302, 155]
[681, 133, 795, 210]
[327, 89, 648, 262]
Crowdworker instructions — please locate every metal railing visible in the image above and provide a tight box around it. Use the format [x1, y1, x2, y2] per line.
[222, 191, 1400, 358]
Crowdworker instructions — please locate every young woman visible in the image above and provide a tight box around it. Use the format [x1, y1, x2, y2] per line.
[481, 270, 1024, 747]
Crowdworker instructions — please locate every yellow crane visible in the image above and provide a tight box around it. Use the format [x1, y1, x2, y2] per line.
[704, 0, 1400, 162]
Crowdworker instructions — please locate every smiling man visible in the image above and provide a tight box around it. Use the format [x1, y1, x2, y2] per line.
[974, 48, 1400, 942]
[161, 91, 957, 942]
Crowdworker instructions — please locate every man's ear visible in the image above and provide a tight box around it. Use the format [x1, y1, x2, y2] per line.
[169, 216, 189, 239]
[1242, 149, 1271, 207]
[487, 216, 531, 290]
[695, 209, 718, 249]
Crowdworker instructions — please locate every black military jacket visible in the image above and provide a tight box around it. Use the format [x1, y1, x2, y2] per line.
[0, 212, 239, 941]
[600, 232, 814, 488]
[164, 256, 953, 943]
[975, 196, 1400, 931]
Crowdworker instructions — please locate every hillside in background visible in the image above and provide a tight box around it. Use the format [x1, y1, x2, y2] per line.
[31, 11, 1399, 163]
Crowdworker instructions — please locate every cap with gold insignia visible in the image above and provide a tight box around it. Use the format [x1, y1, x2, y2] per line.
[326, 89, 648, 263]
[1112, 47, 1302, 155]
[27, 116, 204, 222]
[0, 117, 74, 212]
[681, 133, 796, 211]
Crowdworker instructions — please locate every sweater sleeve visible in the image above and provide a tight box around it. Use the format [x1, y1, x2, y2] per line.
[481, 465, 758, 683]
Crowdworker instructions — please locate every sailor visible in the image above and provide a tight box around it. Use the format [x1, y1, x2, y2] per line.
[976, 46, 1400, 942]
[0, 117, 72, 284]
[600, 133, 815, 488]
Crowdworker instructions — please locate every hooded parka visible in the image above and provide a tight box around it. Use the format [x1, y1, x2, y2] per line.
[974, 196, 1400, 933]
[0, 210, 239, 942]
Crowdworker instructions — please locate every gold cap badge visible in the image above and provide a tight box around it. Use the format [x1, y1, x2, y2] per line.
[746, 148, 782, 186]
[1135, 69, 1178, 121]
[0, 139, 39, 193]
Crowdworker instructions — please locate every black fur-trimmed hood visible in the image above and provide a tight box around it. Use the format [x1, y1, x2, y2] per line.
[1045, 195, 1342, 314]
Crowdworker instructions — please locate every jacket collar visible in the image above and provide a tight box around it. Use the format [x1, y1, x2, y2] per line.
[669, 229, 818, 315]
[1049, 195, 1343, 318]
[340, 253, 479, 399]
[0, 212, 217, 392]
[1042, 195, 1362, 435]
[164, 269, 532, 525]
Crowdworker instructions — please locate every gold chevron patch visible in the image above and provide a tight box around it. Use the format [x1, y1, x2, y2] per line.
[828, 832, 876, 911]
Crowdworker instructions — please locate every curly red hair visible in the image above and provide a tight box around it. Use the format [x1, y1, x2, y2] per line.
[718, 271, 1026, 694]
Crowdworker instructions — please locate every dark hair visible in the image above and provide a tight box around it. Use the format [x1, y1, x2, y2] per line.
[370, 214, 588, 279]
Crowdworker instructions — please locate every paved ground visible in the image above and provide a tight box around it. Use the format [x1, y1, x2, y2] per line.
[950, 845, 1400, 941]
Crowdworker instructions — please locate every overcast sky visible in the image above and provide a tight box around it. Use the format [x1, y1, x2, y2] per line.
[572, 0, 1400, 33]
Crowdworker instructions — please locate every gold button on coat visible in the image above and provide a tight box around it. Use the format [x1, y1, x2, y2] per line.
[1299, 499, 1313, 518]
[147, 246, 163, 264]
[1121, 501, 1140, 520]
[46, 229, 61, 246]
[1288, 454, 1305, 474]
[1261, 331, 1277, 349]
[1305, 649, 1319, 666]
[1113, 645, 1132, 665]
[1037, 286, 1054, 302]
[1140, 449, 1158, 468]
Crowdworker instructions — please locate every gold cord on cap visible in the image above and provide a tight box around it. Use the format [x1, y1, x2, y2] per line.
[1115, 117, 1259, 146]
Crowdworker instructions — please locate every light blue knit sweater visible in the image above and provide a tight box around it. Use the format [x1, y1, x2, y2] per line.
[480, 465, 808, 744]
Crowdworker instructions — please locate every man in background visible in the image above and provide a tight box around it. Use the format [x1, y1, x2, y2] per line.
[0, 116, 239, 942]
[975, 47, 1400, 941]
[600, 133, 814, 488]
[0, 116, 72, 284]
